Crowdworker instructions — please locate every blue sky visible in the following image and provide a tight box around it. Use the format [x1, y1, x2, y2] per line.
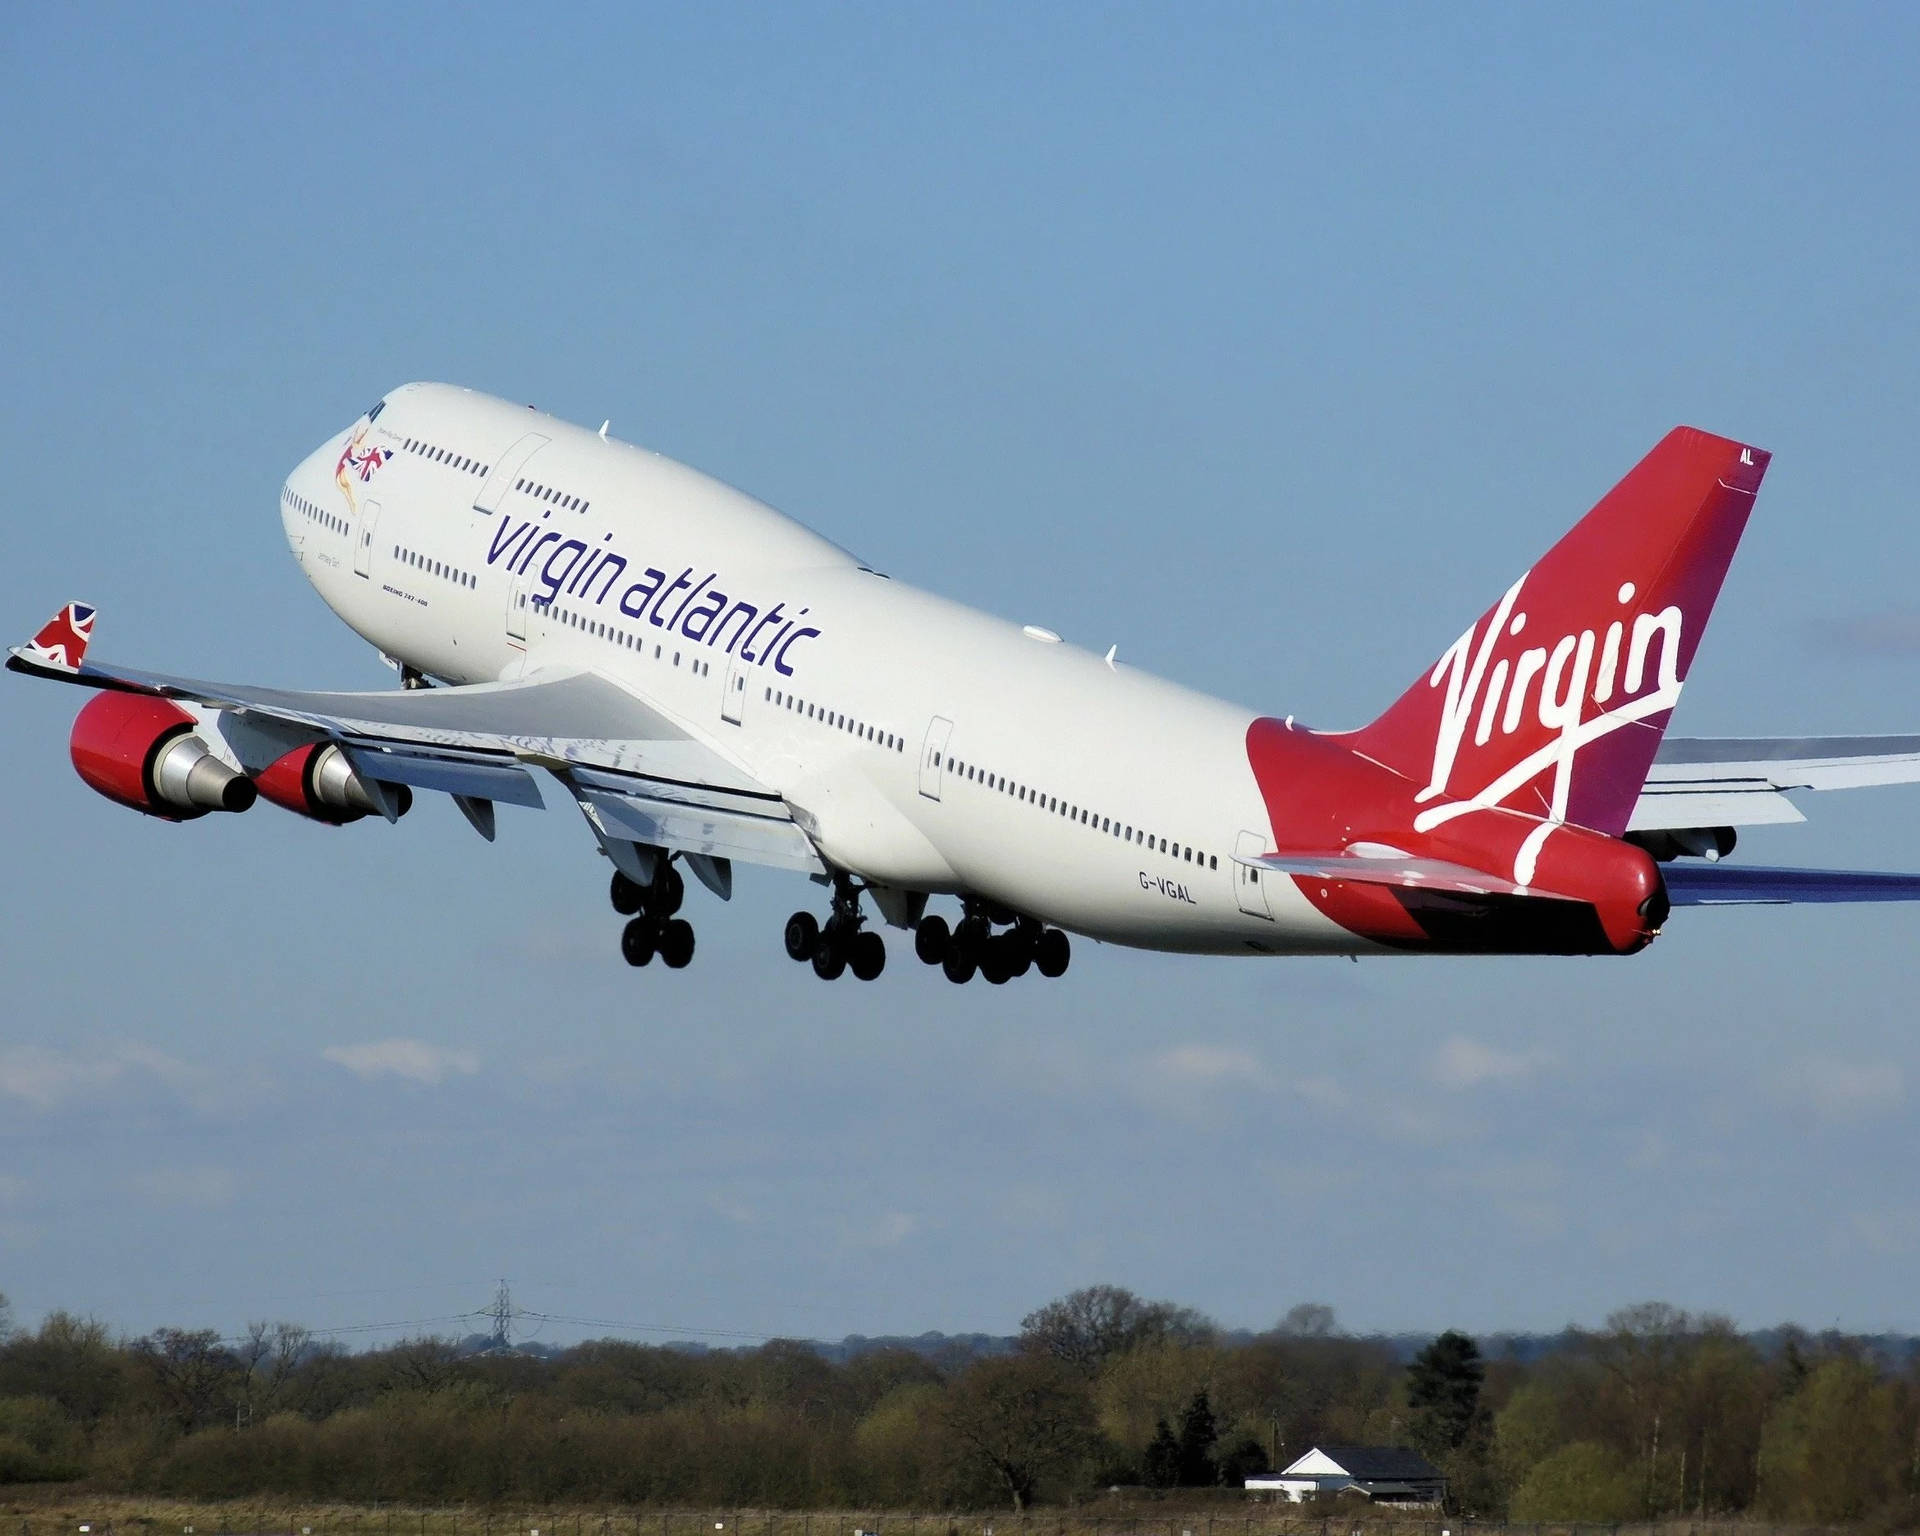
[4, 3, 1920, 1346]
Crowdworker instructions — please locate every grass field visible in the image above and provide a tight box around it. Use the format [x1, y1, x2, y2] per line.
[0, 1491, 1844, 1536]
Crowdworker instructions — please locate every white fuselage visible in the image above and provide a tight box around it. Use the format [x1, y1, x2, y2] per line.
[283, 383, 1349, 954]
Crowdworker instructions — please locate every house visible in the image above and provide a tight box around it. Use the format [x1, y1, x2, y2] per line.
[1244, 1445, 1446, 1507]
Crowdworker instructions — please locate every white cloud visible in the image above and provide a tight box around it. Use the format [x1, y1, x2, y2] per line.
[130, 1166, 238, 1208]
[1431, 1035, 1541, 1090]
[322, 1038, 479, 1085]
[1799, 1059, 1904, 1123]
[1153, 1044, 1267, 1085]
[0, 1043, 207, 1110]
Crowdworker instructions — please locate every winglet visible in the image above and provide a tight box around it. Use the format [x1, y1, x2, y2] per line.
[10, 601, 97, 674]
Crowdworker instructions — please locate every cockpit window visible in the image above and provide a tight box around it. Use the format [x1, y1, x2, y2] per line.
[366, 399, 387, 422]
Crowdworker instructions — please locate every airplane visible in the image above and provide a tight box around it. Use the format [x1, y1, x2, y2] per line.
[15, 383, 1920, 985]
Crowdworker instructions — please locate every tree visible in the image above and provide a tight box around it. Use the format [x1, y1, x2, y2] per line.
[0, 1291, 13, 1343]
[1408, 1331, 1485, 1454]
[1758, 1356, 1900, 1521]
[939, 1355, 1098, 1510]
[1177, 1388, 1219, 1485]
[382, 1335, 464, 1395]
[1143, 1418, 1181, 1487]
[238, 1320, 312, 1423]
[134, 1327, 239, 1431]
[1020, 1286, 1213, 1375]
[1510, 1441, 1642, 1521]
[1584, 1302, 1693, 1515]
[1276, 1304, 1337, 1338]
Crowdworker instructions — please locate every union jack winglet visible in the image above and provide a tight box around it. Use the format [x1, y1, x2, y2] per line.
[20, 601, 97, 670]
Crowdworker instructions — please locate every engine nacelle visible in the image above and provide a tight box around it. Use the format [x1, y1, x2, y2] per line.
[70, 693, 256, 819]
[254, 742, 410, 823]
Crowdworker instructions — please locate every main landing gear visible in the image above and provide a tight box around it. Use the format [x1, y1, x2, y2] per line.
[913, 902, 1070, 985]
[784, 875, 887, 982]
[612, 862, 696, 969]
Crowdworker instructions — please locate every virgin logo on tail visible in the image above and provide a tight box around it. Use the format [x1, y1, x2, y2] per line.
[1412, 572, 1682, 833]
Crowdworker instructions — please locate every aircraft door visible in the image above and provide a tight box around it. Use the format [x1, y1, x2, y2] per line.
[353, 500, 381, 579]
[919, 716, 954, 801]
[1234, 830, 1273, 919]
[721, 659, 748, 725]
[473, 433, 550, 515]
[505, 572, 530, 644]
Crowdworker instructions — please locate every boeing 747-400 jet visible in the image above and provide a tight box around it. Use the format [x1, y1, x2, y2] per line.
[16, 383, 1920, 983]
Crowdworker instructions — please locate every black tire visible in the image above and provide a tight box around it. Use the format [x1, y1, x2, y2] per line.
[1003, 935, 1032, 979]
[850, 930, 887, 981]
[914, 914, 951, 965]
[610, 871, 644, 916]
[784, 911, 819, 962]
[649, 863, 685, 917]
[620, 917, 657, 967]
[942, 946, 977, 984]
[812, 941, 847, 981]
[658, 918, 696, 969]
[1035, 927, 1071, 978]
[954, 915, 989, 960]
[979, 944, 1011, 985]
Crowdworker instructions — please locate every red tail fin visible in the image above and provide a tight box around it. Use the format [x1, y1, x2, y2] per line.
[1347, 428, 1768, 836]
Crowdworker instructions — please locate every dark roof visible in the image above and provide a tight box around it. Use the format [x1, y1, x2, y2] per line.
[1314, 1446, 1444, 1481]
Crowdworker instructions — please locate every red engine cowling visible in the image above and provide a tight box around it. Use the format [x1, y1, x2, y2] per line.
[70, 693, 256, 820]
[254, 742, 410, 823]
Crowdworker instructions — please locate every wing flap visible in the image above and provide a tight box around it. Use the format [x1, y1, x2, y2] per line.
[578, 787, 823, 874]
[341, 744, 546, 809]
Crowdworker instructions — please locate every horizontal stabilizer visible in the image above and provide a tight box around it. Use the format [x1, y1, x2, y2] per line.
[1632, 734, 1920, 831]
[1234, 849, 1576, 900]
[1664, 863, 1920, 906]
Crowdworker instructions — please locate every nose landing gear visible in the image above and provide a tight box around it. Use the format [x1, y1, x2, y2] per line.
[914, 904, 1070, 985]
[611, 862, 695, 969]
[784, 876, 887, 981]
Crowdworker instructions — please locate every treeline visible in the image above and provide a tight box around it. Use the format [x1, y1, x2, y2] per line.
[0, 1289, 1916, 1523]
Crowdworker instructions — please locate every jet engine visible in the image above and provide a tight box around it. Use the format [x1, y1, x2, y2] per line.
[254, 741, 410, 823]
[69, 692, 256, 819]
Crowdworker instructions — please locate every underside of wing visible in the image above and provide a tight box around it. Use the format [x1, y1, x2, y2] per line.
[1632, 734, 1920, 831]
[9, 623, 822, 874]
[1663, 863, 1920, 906]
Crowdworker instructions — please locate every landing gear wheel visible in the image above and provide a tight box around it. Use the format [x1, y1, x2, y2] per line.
[979, 943, 1012, 985]
[610, 871, 644, 916]
[1004, 934, 1033, 979]
[784, 911, 820, 962]
[649, 864, 685, 917]
[812, 941, 847, 981]
[942, 946, 977, 984]
[954, 915, 989, 959]
[658, 918, 695, 969]
[850, 930, 887, 981]
[914, 915, 951, 966]
[1035, 927, 1071, 978]
[620, 917, 657, 967]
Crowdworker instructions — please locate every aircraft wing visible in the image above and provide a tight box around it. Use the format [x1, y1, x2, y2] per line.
[1630, 734, 1920, 831]
[8, 612, 824, 875]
